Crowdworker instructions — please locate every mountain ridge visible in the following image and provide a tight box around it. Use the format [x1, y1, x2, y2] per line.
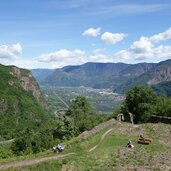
[31, 59, 171, 95]
[33, 62, 156, 89]
[115, 59, 171, 93]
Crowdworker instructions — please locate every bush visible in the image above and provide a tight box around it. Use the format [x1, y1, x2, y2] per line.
[66, 96, 102, 134]
[11, 128, 54, 155]
[122, 86, 157, 123]
[121, 86, 171, 123]
[0, 146, 13, 159]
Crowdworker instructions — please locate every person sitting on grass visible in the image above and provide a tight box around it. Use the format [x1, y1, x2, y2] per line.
[126, 140, 134, 148]
[57, 144, 64, 152]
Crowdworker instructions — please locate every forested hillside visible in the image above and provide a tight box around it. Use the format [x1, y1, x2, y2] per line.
[0, 64, 50, 139]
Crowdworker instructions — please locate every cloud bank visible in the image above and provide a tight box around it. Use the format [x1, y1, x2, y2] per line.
[0, 43, 22, 60]
[115, 27, 171, 62]
[0, 28, 171, 69]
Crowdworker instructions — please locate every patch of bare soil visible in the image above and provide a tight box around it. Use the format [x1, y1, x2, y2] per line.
[115, 145, 171, 171]
[153, 151, 171, 170]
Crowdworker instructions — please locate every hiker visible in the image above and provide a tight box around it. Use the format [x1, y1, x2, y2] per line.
[57, 144, 64, 152]
[126, 141, 134, 148]
[52, 144, 64, 153]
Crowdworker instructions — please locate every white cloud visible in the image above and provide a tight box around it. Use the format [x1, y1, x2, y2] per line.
[149, 27, 171, 43]
[35, 48, 112, 68]
[0, 43, 46, 69]
[115, 27, 171, 62]
[0, 43, 22, 59]
[36, 49, 86, 68]
[82, 27, 101, 37]
[36, 49, 85, 62]
[130, 37, 153, 54]
[88, 54, 109, 62]
[101, 32, 127, 44]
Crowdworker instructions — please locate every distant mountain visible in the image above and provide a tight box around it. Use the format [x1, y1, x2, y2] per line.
[119, 63, 156, 77]
[31, 60, 171, 95]
[114, 59, 171, 93]
[39, 62, 156, 89]
[0, 64, 49, 139]
[41, 62, 131, 88]
[31, 69, 54, 83]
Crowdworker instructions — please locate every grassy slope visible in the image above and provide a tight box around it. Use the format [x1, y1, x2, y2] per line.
[1, 122, 171, 171]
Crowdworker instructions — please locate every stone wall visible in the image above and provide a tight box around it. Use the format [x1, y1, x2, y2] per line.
[79, 118, 116, 140]
[149, 115, 171, 124]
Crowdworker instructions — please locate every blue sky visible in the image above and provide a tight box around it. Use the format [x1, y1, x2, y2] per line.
[0, 0, 171, 68]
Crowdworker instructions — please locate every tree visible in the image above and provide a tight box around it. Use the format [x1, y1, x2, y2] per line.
[11, 128, 54, 155]
[66, 96, 102, 134]
[155, 95, 171, 117]
[53, 115, 75, 140]
[122, 86, 157, 123]
[0, 146, 13, 159]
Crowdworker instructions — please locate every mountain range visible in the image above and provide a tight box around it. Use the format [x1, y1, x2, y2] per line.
[31, 59, 171, 96]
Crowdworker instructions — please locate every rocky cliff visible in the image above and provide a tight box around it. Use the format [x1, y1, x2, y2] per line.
[10, 66, 44, 105]
[0, 64, 48, 139]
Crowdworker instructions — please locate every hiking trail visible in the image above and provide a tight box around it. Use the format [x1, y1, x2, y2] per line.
[0, 119, 116, 170]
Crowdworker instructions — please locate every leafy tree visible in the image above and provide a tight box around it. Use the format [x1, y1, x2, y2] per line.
[66, 96, 102, 134]
[11, 129, 33, 155]
[155, 95, 171, 117]
[122, 86, 157, 123]
[0, 146, 13, 159]
[53, 115, 75, 140]
[11, 128, 54, 155]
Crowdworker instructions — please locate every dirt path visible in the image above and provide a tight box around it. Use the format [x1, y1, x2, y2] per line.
[0, 153, 75, 170]
[88, 128, 113, 152]
[0, 139, 14, 145]
[0, 119, 117, 170]
[0, 128, 114, 170]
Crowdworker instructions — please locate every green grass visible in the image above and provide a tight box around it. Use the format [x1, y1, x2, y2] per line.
[2, 122, 170, 171]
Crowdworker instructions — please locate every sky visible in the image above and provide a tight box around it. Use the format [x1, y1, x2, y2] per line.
[0, 0, 171, 69]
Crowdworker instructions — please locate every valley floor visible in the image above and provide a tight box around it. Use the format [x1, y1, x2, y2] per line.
[0, 120, 171, 171]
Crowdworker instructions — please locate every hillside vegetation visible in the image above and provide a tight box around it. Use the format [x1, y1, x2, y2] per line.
[1, 63, 171, 170]
[121, 86, 171, 123]
[0, 64, 103, 156]
[0, 121, 170, 171]
[0, 64, 52, 139]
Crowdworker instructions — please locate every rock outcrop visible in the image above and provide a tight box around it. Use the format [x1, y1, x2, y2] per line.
[10, 66, 46, 107]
